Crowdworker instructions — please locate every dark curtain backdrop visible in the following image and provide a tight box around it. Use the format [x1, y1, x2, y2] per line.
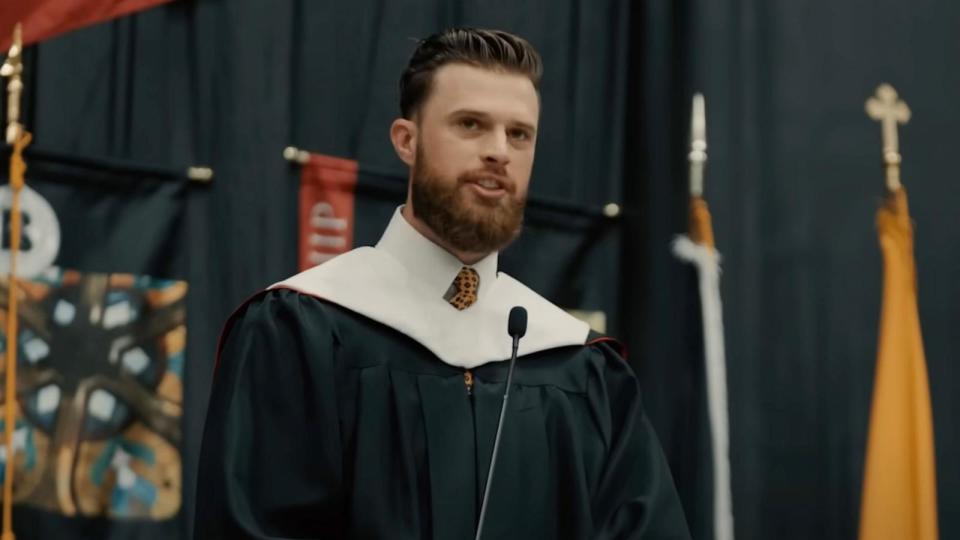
[628, 1, 960, 539]
[2, 0, 958, 538]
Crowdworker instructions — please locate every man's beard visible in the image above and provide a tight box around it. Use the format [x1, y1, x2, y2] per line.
[411, 146, 526, 255]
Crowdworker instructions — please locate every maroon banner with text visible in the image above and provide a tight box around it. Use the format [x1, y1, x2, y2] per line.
[298, 154, 359, 271]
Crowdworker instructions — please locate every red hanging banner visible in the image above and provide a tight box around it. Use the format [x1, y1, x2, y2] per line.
[298, 154, 359, 271]
[1, 0, 175, 49]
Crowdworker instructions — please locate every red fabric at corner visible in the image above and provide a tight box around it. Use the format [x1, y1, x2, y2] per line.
[1, 0, 174, 49]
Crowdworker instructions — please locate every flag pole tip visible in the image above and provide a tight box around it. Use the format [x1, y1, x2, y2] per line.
[689, 92, 708, 197]
[187, 167, 214, 183]
[603, 203, 621, 218]
[283, 146, 310, 164]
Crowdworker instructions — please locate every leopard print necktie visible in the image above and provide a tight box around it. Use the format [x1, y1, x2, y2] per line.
[446, 267, 480, 310]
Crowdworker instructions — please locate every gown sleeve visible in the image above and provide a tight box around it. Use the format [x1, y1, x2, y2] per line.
[589, 342, 693, 540]
[194, 289, 345, 539]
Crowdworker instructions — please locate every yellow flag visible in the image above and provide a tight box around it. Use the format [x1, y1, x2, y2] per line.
[859, 187, 938, 540]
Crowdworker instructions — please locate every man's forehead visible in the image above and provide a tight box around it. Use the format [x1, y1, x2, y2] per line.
[424, 63, 540, 123]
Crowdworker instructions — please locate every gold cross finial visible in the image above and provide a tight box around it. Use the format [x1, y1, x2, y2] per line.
[865, 83, 911, 192]
[1, 23, 25, 145]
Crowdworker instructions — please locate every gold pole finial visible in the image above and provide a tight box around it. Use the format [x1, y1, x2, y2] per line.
[865, 83, 911, 192]
[2, 23, 25, 145]
[688, 93, 707, 197]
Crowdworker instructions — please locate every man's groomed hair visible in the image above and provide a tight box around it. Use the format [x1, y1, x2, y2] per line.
[399, 28, 543, 119]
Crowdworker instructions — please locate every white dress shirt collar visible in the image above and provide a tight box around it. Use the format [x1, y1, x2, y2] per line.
[376, 207, 498, 302]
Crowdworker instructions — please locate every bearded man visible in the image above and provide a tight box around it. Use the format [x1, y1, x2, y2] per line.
[195, 28, 690, 540]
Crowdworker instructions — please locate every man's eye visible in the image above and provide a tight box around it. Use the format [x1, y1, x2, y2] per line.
[460, 118, 479, 130]
[509, 129, 530, 141]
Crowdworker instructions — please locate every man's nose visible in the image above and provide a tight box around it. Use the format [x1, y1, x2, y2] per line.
[480, 131, 510, 167]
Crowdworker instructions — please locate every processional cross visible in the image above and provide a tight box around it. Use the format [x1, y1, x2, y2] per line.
[865, 83, 911, 192]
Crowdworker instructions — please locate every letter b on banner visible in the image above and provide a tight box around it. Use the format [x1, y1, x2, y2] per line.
[0, 184, 61, 277]
[3, 209, 33, 251]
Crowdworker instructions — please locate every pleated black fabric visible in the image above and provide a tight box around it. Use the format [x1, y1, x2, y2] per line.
[195, 289, 689, 539]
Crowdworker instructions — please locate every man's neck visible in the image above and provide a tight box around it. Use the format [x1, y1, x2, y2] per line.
[400, 205, 490, 266]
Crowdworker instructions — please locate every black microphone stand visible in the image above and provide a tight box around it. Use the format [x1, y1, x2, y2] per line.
[475, 307, 526, 540]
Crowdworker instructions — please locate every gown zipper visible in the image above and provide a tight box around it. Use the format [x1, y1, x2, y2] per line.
[463, 370, 474, 395]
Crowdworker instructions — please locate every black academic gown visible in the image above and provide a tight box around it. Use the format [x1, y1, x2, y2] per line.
[194, 289, 690, 539]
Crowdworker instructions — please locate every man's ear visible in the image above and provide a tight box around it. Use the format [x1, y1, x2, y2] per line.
[390, 118, 417, 166]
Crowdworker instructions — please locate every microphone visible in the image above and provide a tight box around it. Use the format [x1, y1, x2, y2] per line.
[507, 307, 527, 339]
[475, 306, 527, 540]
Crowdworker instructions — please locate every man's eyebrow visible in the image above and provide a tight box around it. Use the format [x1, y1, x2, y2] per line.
[448, 109, 492, 120]
[448, 109, 537, 133]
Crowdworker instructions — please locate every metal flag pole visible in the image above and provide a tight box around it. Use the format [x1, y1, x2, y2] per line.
[683, 92, 735, 540]
[865, 83, 911, 192]
[0, 22, 30, 540]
